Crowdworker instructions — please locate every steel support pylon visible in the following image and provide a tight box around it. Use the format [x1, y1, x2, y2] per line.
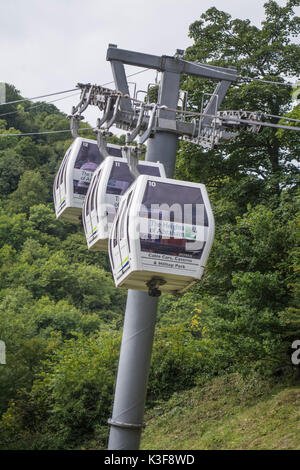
[108, 70, 181, 450]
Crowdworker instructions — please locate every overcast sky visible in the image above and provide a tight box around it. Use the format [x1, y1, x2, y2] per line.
[0, 0, 297, 128]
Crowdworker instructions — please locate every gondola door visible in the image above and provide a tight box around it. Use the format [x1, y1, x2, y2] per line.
[84, 167, 103, 249]
[118, 190, 133, 276]
[54, 145, 72, 218]
[110, 197, 126, 280]
[89, 173, 101, 246]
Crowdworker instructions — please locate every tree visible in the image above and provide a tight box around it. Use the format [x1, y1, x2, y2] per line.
[0, 150, 25, 195]
[0, 85, 26, 131]
[162, 1, 300, 379]
[179, 0, 300, 202]
[14, 137, 40, 169]
[8, 170, 49, 214]
[0, 332, 121, 449]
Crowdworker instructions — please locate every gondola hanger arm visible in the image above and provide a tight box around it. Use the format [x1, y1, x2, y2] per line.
[121, 145, 140, 179]
[71, 84, 90, 115]
[68, 85, 94, 138]
[97, 96, 113, 128]
[93, 96, 114, 158]
[94, 95, 119, 158]
[125, 103, 145, 144]
[79, 85, 94, 115]
[138, 104, 158, 145]
[106, 95, 121, 130]
[95, 129, 111, 159]
[69, 115, 82, 138]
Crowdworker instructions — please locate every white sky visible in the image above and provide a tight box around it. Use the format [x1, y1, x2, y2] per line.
[0, 0, 297, 129]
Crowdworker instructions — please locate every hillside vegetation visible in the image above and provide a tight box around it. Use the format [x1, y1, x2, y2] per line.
[0, 1, 299, 450]
[141, 374, 300, 450]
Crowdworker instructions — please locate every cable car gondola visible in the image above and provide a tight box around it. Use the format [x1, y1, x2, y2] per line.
[83, 156, 166, 251]
[109, 175, 215, 296]
[53, 137, 122, 223]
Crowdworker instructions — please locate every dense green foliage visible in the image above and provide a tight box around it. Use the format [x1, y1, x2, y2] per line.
[0, 1, 299, 450]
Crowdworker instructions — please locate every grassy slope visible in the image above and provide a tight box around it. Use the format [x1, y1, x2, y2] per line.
[141, 373, 300, 450]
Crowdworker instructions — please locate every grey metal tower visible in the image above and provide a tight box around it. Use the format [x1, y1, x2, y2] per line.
[105, 45, 237, 450]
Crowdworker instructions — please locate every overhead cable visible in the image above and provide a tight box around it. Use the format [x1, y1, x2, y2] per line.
[0, 92, 81, 118]
[0, 88, 79, 106]
[1, 70, 299, 138]
[0, 68, 150, 116]
[0, 127, 92, 137]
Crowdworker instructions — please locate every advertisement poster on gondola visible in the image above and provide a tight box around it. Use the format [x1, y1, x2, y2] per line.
[139, 218, 206, 275]
[73, 141, 103, 197]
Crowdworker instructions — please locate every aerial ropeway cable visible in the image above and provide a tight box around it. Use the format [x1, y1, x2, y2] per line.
[1, 80, 300, 139]
[0, 88, 79, 106]
[0, 92, 81, 118]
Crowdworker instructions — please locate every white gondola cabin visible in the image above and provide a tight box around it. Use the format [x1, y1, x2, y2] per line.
[53, 137, 122, 223]
[83, 157, 166, 251]
[109, 175, 215, 296]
